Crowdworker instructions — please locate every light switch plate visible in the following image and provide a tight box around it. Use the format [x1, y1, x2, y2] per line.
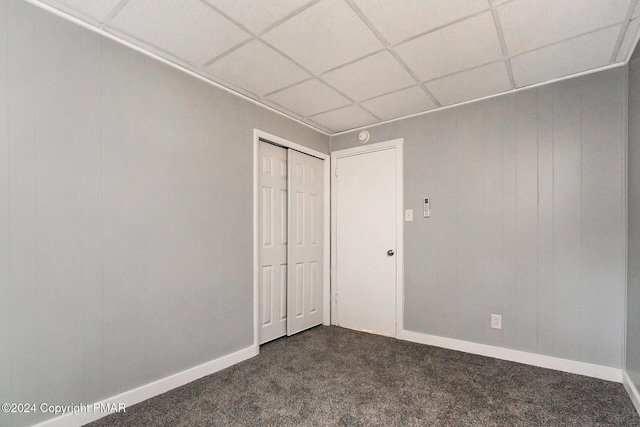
[405, 209, 413, 221]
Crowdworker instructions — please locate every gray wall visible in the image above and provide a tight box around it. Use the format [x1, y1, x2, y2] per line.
[628, 54, 640, 392]
[0, 1, 328, 425]
[332, 67, 627, 368]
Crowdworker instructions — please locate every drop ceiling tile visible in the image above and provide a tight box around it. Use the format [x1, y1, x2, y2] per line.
[361, 86, 436, 121]
[617, 18, 640, 62]
[207, 40, 310, 96]
[426, 61, 511, 106]
[110, 0, 251, 65]
[352, 0, 490, 45]
[498, 0, 630, 55]
[205, 0, 312, 34]
[266, 79, 351, 117]
[322, 51, 415, 101]
[262, 0, 383, 74]
[511, 26, 620, 88]
[310, 105, 377, 132]
[395, 12, 503, 82]
[43, 0, 122, 21]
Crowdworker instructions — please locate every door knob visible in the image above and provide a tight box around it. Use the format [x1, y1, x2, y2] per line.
[387, 250, 395, 256]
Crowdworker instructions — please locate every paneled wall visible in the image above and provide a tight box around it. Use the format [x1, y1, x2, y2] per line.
[0, 1, 329, 425]
[332, 67, 627, 368]
[628, 54, 640, 393]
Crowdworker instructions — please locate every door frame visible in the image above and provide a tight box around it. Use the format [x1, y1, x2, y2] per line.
[330, 138, 404, 336]
[253, 129, 330, 348]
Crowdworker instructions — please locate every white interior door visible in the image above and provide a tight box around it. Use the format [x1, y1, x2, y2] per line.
[287, 149, 324, 335]
[258, 142, 288, 344]
[335, 147, 398, 337]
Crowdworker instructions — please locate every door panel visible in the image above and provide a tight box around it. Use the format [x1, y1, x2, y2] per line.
[335, 148, 397, 337]
[259, 142, 287, 344]
[287, 149, 324, 335]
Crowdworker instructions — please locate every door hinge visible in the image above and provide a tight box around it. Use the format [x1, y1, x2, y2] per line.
[334, 167, 338, 177]
[335, 292, 338, 303]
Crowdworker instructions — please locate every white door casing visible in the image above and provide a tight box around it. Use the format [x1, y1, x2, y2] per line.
[258, 142, 288, 344]
[287, 149, 324, 335]
[331, 139, 404, 337]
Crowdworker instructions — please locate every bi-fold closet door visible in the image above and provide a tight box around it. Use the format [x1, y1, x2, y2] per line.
[259, 141, 323, 345]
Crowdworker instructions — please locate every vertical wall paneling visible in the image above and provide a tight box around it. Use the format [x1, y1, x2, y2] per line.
[434, 111, 459, 338]
[536, 86, 555, 355]
[480, 97, 504, 347]
[581, 72, 624, 366]
[7, 1, 40, 425]
[552, 78, 583, 362]
[80, 29, 105, 401]
[101, 38, 134, 396]
[143, 60, 174, 382]
[127, 49, 150, 387]
[404, 115, 440, 334]
[34, 7, 85, 406]
[331, 67, 626, 368]
[1, 3, 328, 425]
[509, 90, 539, 352]
[0, 0, 9, 425]
[455, 103, 485, 343]
[501, 94, 517, 350]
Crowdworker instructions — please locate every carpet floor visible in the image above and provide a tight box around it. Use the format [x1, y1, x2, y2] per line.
[87, 326, 639, 426]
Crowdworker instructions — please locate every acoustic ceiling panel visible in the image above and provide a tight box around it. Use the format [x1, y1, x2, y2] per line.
[362, 86, 437, 121]
[266, 79, 351, 117]
[351, 0, 489, 45]
[110, 0, 251, 66]
[498, 0, 630, 56]
[310, 104, 377, 132]
[426, 61, 512, 106]
[206, 0, 312, 34]
[207, 40, 310, 97]
[262, 0, 383, 74]
[511, 26, 620, 88]
[44, 0, 122, 22]
[322, 51, 415, 102]
[396, 12, 503, 82]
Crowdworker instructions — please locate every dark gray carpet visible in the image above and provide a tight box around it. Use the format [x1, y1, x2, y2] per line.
[87, 326, 639, 426]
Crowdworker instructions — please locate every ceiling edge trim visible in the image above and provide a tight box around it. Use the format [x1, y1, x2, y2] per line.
[24, 0, 331, 137]
[330, 61, 628, 137]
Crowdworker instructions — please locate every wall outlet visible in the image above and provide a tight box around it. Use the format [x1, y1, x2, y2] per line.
[491, 314, 502, 330]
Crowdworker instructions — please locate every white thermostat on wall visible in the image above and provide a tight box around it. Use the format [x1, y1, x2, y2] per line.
[424, 197, 430, 218]
[358, 130, 370, 144]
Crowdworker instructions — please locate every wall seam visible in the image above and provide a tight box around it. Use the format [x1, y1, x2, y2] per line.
[4, 0, 11, 408]
[32, 3, 41, 400]
[579, 82, 584, 363]
[100, 34, 106, 400]
[535, 89, 540, 352]
[80, 24, 86, 404]
[620, 65, 631, 373]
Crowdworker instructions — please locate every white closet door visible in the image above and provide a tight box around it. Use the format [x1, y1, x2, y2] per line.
[259, 142, 288, 344]
[287, 149, 324, 335]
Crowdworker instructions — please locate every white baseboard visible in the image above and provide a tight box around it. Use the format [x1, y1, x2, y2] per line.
[33, 345, 258, 427]
[623, 371, 640, 416]
[398, 330, 622, 383]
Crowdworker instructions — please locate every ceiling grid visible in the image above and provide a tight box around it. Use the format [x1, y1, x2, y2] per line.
[35, 0, 640, 134]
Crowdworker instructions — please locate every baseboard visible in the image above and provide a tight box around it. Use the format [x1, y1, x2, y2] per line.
[33, 344, 259, 427]
[623, 371, 640, 416]
[398, 330, 622, 383]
